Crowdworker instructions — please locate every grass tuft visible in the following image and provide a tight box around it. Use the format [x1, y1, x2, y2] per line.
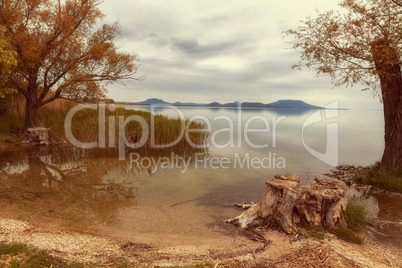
[333, 226, 364, 244]
[332, 198, 369, 244]
[0, 242, 83, 267]
[345, 197, 369, 231]
[0, 243, 30, 255]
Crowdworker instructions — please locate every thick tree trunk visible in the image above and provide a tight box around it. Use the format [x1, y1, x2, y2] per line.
[24, 97, 39, 129]
[381, 101, 402, 170]
[371, 39, 402, 170]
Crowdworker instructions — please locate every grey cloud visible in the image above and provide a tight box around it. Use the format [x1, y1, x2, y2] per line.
[172, 39, 201, 54]
[171, 38, 237, 57]
[127, 55, 327, 102]
[101, 1, 382, 109]
[118, 30, 169, 48]
[200, 14, 229, 25]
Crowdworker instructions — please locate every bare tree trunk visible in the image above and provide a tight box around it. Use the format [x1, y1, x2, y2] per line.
[371, 39, 402, 170]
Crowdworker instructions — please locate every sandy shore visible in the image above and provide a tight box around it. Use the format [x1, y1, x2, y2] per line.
[1, 217, 401, 267]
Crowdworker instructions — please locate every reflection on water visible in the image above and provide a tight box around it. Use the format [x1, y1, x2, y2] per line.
[0, 145, 252, 243]
[0, 107, 395, 244]
[0, 147, 138, 226]
[130, 105, 314, 117]
[126, 106, 385, 170]
[0, 146, 209, 233]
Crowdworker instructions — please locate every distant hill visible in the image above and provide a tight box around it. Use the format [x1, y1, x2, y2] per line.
[135, 98, 170, 105]
[173, 101, 204, 106]
[130, 98, 323, 109]
[266, 100, 322, 109]
[206, 102, 222, 107]
[222, 101, 241, 107]
[242, 102, 267, 108]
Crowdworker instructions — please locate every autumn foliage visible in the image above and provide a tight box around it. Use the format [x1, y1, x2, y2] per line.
[0, 39, 16, 97]
[0, 0, 141, 128]
[286, 0, 402, 170]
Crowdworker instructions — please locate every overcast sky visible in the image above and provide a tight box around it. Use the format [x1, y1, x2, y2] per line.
[99, 0, 383, 109]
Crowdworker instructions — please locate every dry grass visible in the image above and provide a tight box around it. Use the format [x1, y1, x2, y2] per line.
[359, 162, 402, 193]
[0, 94, 76, 134]
[273, 243, 359, 268]
[0, 94, 208, 149]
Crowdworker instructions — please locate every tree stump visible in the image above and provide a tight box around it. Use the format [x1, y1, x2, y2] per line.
[226, 174, 348, 233]
[22, 127, 50, 146]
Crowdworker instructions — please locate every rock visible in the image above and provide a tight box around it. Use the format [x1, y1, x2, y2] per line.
[226, 174, 348, 233]
[325, 165, 370, 183]
[22, 127, 50, 146]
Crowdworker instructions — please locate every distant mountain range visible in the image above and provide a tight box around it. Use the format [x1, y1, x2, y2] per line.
[127, 98, 323, 109]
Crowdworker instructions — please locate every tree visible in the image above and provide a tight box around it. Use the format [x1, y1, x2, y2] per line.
[0, 0, 141, 128]
[285, 0, 402, 170]
[0, 39, 16, 98]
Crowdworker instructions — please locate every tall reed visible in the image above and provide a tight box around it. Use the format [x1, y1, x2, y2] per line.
[0, 94, 208, 149]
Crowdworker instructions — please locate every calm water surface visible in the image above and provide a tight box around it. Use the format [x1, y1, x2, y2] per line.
[1, 106, 396, 245]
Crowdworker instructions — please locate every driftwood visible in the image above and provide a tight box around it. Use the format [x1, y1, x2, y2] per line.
[226, 174, 348, 233]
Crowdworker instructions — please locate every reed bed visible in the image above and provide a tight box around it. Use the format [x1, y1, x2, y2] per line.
[0, 94, 208, 149]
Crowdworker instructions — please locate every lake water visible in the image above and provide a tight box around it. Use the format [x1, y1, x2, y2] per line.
[126, 105, 385, 177]
[0, 106, 387, 244]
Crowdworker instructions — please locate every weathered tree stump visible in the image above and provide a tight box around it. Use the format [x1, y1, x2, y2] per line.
[22, 127, 50, 146]
[226, 174, 348, 233]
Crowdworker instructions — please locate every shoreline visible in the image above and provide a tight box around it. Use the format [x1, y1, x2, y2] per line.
[325, 165, 402, 199]
[1, 144, 401, 266]
[0, 216, 401, 267]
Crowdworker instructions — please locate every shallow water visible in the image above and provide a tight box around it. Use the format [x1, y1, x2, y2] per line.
[1, 106, 400, 246]
[0, 146, 249, 243]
